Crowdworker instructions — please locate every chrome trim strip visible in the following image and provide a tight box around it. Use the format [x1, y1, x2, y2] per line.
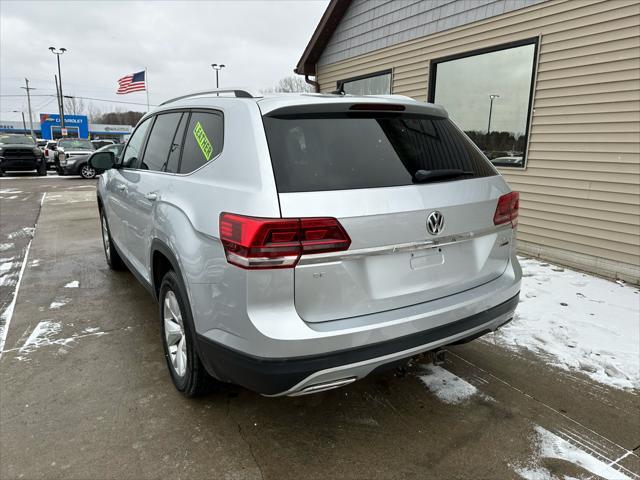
[297, 224, 511, 265]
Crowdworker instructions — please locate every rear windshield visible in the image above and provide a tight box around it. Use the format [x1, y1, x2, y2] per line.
[263, 113, 496, 193]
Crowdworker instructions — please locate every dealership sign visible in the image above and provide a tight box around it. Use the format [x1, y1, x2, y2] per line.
[39, 113, 89, 139]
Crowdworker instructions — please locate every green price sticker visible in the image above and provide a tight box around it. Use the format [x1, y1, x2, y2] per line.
[193, 121, 213, 161]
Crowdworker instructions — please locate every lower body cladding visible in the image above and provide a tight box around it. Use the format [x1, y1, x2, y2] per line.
[196, 293, 519, 397]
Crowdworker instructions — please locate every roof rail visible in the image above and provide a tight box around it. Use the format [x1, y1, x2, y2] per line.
[160, 88, 261, 106]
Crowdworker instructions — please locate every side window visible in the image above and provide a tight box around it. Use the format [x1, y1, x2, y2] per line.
[179, 111, 223, 174]
[139, 112, 183, 172]
[121, 117, 153, 168]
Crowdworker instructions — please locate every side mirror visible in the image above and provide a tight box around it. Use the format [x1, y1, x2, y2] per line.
[90, 151, 115, 170]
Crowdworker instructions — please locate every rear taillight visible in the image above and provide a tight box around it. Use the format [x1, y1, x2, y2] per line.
[493, 191, 519, 228]
[219, 213, 351, 269]
[44, 148, 49, 156]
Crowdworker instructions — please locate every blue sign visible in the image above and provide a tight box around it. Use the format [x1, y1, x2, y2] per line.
[39, 113, 89, 140]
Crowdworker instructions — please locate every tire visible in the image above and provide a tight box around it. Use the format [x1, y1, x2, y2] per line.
[159, 270, 212, 397]
[99, 209, 126, 271]
[80, 163, 96, 179]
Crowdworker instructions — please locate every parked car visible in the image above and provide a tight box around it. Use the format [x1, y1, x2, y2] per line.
[63, 143, 124, 179]
[92, 91, 521, 397]
[44, 141, 58, 168]
[91, 139, 116, 150]
[55, 138, 95, 177]
[0, 134, 47, 176]
[36, 139, 48, 149]
[491, 156, 524, 167]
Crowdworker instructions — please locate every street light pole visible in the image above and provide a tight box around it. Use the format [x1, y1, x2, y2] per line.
[487, 94, 500, 135]
[211, 63, 226, 90]
[49, 47, 67, 129]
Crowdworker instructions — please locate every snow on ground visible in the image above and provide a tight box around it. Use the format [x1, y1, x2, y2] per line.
[64, 280, 79, 288]
[0, 243, 13, 251]
[18, 321, 62, 356]
[514, 426, 632, 480]
[418, 365, 480, 404]
[49, 298, 70, 310]
[0, 260, 14, 275]
[485, 257, 640, 390]
[16, 321, 107, 360]
[7, 227, 35, 240]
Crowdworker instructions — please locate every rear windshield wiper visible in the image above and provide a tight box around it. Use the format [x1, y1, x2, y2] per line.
[413, 169, 474, 183]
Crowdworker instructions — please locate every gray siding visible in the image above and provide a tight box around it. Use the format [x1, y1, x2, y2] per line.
[318, 0, 547, 67]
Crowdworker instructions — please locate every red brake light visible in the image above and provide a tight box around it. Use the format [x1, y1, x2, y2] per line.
[219, 213, 351, 269]
[44, 148, 49, 156]
[493, 192, 519, 228]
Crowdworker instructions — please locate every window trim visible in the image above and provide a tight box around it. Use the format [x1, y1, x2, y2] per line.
[427, 37, 539, 170]
[337, 68, 393, 95]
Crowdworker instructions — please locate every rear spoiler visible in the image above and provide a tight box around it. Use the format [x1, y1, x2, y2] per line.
[262, 102, 448, 118]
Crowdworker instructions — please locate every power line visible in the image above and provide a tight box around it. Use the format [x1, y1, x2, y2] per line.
[0, 93, 155, 107]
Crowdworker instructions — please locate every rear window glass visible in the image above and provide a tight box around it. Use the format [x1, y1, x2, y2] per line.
[263, 113, 496, 193]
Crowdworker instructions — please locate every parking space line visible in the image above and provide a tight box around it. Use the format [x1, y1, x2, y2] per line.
[0, 192, 45, 358]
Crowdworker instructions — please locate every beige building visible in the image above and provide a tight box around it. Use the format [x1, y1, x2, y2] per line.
[295, 0, 640, 284]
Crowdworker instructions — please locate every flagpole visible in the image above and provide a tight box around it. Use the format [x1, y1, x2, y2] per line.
[145, 67, 150, 111]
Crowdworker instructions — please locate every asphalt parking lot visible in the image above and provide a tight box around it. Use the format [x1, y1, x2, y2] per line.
[0, 175, 638, 480]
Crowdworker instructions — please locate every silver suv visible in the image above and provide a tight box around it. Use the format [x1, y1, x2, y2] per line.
[92, 89, 521, 397]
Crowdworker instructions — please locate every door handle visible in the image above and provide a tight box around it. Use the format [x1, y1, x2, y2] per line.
[144, 192, 158, 201]
[116, 184, 127, 192]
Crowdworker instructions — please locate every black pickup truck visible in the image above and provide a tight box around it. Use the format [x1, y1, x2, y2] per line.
[0, 134, 47, 176]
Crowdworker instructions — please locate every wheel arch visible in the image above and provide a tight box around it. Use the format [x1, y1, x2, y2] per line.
[150, 239, 186, 301]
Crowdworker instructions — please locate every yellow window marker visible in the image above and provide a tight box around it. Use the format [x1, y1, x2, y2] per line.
[193, 121, 213, 161]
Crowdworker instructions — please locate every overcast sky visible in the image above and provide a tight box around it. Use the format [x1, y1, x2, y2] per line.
[0, 0, 328, 122]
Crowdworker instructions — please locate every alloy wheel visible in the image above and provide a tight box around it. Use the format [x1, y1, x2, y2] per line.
[101, 214, 111, 261]
[81, 164, 96, 179]
[163, 290, 187, 378]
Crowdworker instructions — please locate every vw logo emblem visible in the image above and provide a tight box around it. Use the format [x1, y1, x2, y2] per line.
[426, 211, 444, 236]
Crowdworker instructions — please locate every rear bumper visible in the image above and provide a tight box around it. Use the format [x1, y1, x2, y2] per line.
[196, 292, 518, 395]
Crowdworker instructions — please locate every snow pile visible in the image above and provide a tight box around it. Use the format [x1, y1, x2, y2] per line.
[418, 365, 479, 404]
[486, 257, 640, 390]
[64, 280, 79, 288]
[515, 426, 632, 480]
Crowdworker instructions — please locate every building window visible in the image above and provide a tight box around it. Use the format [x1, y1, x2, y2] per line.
[338, 70, 392, 95]
[428, 38, 538, 168]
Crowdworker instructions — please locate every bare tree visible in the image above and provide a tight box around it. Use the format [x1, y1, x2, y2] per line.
[263, 75, 313, 94]
[64, 95, 86, 115]
[87, 102, 102, 123]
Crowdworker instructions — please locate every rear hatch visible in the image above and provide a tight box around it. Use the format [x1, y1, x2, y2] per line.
[261, 102, 515, 323]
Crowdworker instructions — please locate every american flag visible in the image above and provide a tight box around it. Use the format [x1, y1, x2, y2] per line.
[117, 70, 146, 94]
